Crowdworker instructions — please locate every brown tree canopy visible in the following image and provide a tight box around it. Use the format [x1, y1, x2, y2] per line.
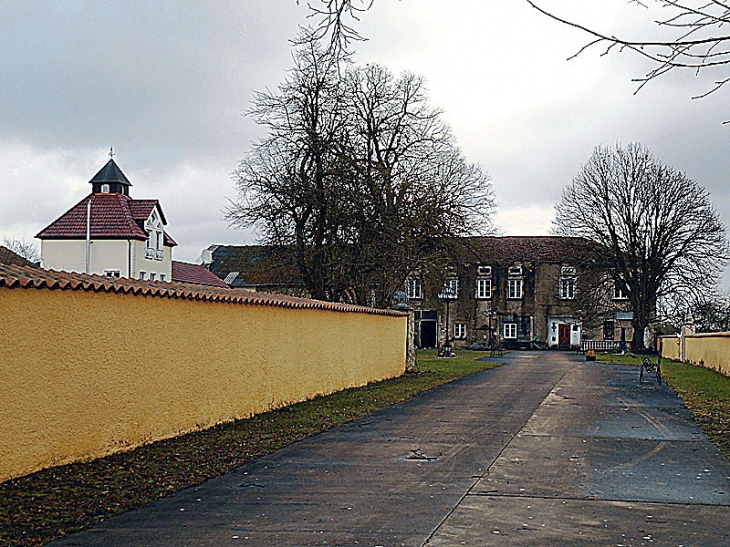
[553, 142, 729, 349]
[227, 43, 494, 306]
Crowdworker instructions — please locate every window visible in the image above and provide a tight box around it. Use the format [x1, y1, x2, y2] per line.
[559, 277, 576, 299]
[139, 271, 147, 281]
[561, 266, 577, 276]
[454, 323, 467, 339]
[508, 265, 523, 277]
[406, 278, 422, 299]
[603, 320, 615, 340]
[503, 323, 517, 339]
[145, 233, 155, 258]
[104, 270, 120, 278]
[159, 274, 166, 282]
[443, 277, 459, 298]
[613, 282, 629, 300]
[150, 272, 157, 281]
[477, 265, 492, 276]
[508, 278, 523, 299]
[476, 278, 492, 299]
[145, 209, 164, 260]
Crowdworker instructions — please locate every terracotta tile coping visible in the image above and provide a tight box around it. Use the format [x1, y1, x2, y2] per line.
[0, 264, 406, 317]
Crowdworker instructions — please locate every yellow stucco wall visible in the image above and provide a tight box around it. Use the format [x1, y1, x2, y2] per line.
[0, 287, 407, 482]
[660, 335, 682, 361]
[661, 333, 730, 377]
[683, 333, 730, 377]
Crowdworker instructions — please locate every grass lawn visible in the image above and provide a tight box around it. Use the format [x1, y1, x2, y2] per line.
[0, 349, 500, 547]
[596, 353, 730, 461]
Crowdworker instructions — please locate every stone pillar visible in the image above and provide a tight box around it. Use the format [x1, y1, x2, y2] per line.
[406, 310, 416, 372]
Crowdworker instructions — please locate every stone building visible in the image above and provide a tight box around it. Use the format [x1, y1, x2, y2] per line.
[407, 236, 634, 350]
[206, 237, 634, 350]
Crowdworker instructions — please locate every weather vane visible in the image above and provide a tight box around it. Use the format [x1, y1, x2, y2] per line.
[109, 146, 115, 159]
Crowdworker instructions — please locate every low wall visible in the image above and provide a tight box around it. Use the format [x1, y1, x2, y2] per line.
[0, 268, 407, 482]
[661, 332, 730, 376]
[660, 335, 682, 361]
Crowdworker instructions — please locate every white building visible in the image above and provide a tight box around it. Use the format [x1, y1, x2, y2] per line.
[36, 158, 176, 281]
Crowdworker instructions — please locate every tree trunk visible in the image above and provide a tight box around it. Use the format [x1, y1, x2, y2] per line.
[631, 321, 646, 351]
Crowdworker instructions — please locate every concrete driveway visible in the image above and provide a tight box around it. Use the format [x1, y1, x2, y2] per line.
[52, 352, 730, 546]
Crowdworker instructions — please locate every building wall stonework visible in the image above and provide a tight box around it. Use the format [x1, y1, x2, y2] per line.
[411, 259, 587, 350]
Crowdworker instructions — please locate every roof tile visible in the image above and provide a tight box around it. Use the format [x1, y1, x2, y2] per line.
[171, 261, 228, 287]
[36, 194, 177, 246]
[0, 264, 405, 317]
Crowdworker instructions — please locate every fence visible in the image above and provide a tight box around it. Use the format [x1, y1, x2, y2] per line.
[581, 340, 626, 352]
[0, 265, 408, 482]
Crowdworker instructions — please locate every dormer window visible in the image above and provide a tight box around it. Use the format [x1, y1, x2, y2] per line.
[508, 265, 523, 277]
[101, 184, 110, 193]
[477, 265, 492, 276]
[145, 209, 164, 260]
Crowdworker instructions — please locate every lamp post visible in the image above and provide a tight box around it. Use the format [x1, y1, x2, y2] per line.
[482, 307, 496, 348]
[438, 285, 457, 357]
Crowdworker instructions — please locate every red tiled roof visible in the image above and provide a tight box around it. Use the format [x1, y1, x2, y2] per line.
[128, 200, 166, 224]
[0, 264, 405, 317]
[172, 261, 228, 287]
[36, 194, 176, 247]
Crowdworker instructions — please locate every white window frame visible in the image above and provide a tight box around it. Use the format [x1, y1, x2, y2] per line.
[503, 322, 517, 339]
[406, 278, 422, 299]
[145, 209, 165, 260]
[150, 272, 157, 281]
[444, 277, 459, 298]
[508, 278, 523, 299]
[139, 271, 147, 281]
[159, 273, 166, 282]
[476, 278, 492, 299]
[559, 276, 576, 299]
[477, 265, 492, 276]
[454, 323, 467, 340]
[508, 265, 523, 277]
[613, 282, 629, 300]
[104, 270, 121, 278]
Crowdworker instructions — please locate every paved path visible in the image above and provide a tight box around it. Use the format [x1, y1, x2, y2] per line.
[53, 352, 730, 546]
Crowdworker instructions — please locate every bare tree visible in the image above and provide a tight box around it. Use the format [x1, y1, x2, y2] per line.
[554, 142, 728, 350]
[227, 42, 351, 302]
[303, 0, 730, 102]
[227, 43, 494, 306]
[340, 64, 494, 306]
[2, 236, 40, 263]
[295, 0, 373, 60]
[662, 289, 730, 333]
[527, 0, 730, 100]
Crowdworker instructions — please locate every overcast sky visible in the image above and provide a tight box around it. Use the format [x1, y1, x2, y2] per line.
[2, 0, 729, 285]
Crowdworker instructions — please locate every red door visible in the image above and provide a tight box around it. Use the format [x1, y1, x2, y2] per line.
[558, 324, 571, 349]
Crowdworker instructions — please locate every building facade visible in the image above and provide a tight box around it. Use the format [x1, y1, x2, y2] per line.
[206, 237, 635, 350]
[407, 237, 634, 350]
[36, 159, 176, 281]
